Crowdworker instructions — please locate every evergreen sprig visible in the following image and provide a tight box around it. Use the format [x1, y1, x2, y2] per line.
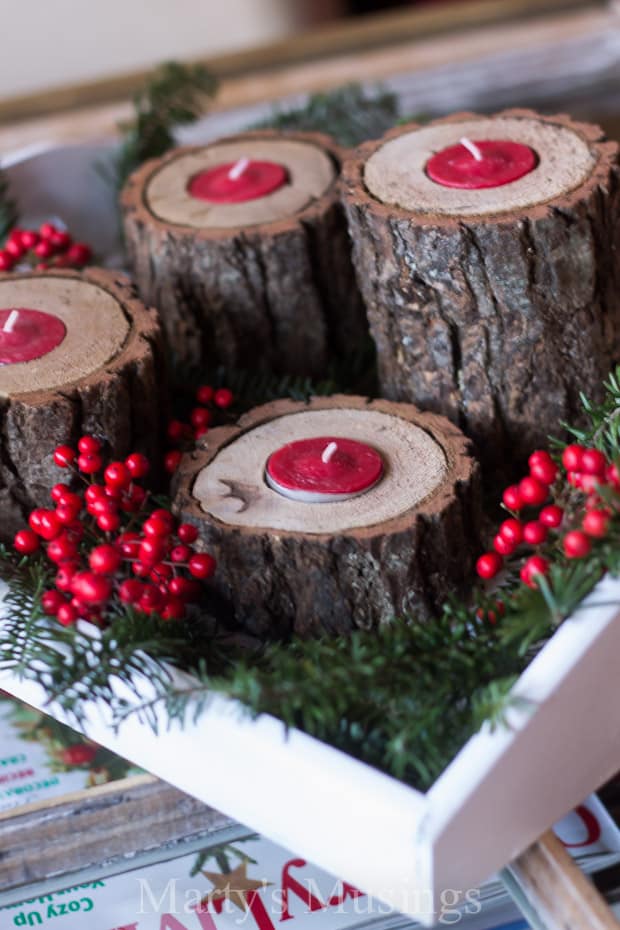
[112, 61, 217, 190]
[0, 169, 19, 245]
[251, 83, 400, 147]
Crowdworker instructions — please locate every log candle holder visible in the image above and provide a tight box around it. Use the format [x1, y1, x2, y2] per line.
[341, 110, 620, 465]
[121, 131, 367, 378]
[173, 395, 481, 637]
[0, 269, 166, 537]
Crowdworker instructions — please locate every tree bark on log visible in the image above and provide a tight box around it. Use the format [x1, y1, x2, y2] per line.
[173, 395, 481, 638]
[121, 131, 368, 378]
[340, 110, 620, 467]
[0, 269, 166, 539]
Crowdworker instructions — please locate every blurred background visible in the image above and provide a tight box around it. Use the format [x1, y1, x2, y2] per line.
[0, 0, 514, 103]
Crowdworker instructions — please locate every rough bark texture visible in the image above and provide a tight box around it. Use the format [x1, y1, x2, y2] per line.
[0, 269, 167, 540]
[120, 131, 368, 378]
[340, 110, 620, 467]
[173, 395, 481, 638]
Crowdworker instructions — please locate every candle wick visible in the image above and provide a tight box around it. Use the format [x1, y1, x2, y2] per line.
[460, 137, 483, 162]
[321, 441, 338, 464]
[228, 157, 251, 181]
[2, 310, 19, 334]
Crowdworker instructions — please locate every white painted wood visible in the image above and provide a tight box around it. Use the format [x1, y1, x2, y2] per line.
[2, 575, 619, 925]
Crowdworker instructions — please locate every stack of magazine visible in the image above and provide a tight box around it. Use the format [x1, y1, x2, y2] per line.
[1, 692, 619, 930]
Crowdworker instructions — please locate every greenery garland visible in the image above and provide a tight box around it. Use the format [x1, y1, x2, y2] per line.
[2, 369, 619, 791]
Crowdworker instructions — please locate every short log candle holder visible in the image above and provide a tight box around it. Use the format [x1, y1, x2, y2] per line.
[121, 130, 367, 378]
[341, 109, 620, 465]
[0, 269, 166, 537]
[173, 395, 481, 637]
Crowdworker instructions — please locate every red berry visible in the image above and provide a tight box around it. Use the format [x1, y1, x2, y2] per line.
[581, 448, 607, 477]
[119, 484, 147, 512]
[168, 576, 201, 601]
[607, 463, 620, 488]
[125, 452, 149, 478]
[88, 497, 117, 517]
[38, 510, 62, 541]
[164, 450, 182, 474]
[476, 552, 503, 580]
[66, 242, 92, 266]
[162, 597, 186, 620]
[119, 532, 141, 557]
[89, 544, 121, 574]
[57, 603, 78, 626]
[539, 505, 563, 528]
[56, 501, 82, 525]
[150, 562, 172, 583]
[196, 385, 214, 405]
[51, 482, 71, 503]
[518, 477, 548, 507]
[5, 239, 24, 259]
[494, 534, 515, 556]
[77, 435, 101, 455]
[194, 426, 209, 440]
[520, 555, 549, 589]
[47, 535, 78, 564]
[77, 453, 103, 474]
[580, 474, 601, 494]
[71, 572, 112, 605]
[151, 508, 175, 528]
[138, 585, 164, 613]
[167, 420, 186, 443]
[50, 230, 71, 250]
[119, 579, 144, 604]
[214, 388, 234, 409]
[563, 530, 592, 559]
[170, 544, 192, 563]
[20, 230, 39, 249]
[188, 553, 216, 579]
[499, 518, 523, 545]
[85, 484, 106, 505]
[35, 263, 49, 271]
[502, 485, 523, 511]
[523, 521, 547, 545]
[528, 451, 558, 485]
[190, 406, 212, 429]
[562, 444, 585, 472]
[567, 471, 583, 489]
[0, 250, 14, 271]
[39, 222, 58, 239]
[582, 509, 609, 538]
[143, 515, 171, 538]
[131, 561, 151, 577]
[56, 561, 80, 592]
[97, 512, 121, 533]
[41, 590, 66, 616]
[34, 240, 54, 259]
[104, 461, 130, 489]
[53, 445, 76, 469]
[14, 528, 40, 555]
[139, 537, 168, 564]
[177, 523, 198, 544]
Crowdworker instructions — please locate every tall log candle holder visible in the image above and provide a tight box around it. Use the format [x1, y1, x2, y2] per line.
[121, 131, 367, 378]
[0, 269, 166, 538]
[341, 110, 620, 465]
[173, 395, 481, 637]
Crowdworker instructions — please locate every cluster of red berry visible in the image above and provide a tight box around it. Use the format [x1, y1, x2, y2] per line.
[476, 445, 617, 589]
[60, 743, 98, 767]
[0, 223, 93, 273]
[13, 436, 216, 627]
[164, 384, 234, 474]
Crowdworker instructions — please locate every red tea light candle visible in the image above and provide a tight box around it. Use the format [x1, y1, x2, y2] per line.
[0, 307, 66, 365]
[426, 137, 538, 190]
[266, 437, 384, 503]
[187, 156, 289, 204]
